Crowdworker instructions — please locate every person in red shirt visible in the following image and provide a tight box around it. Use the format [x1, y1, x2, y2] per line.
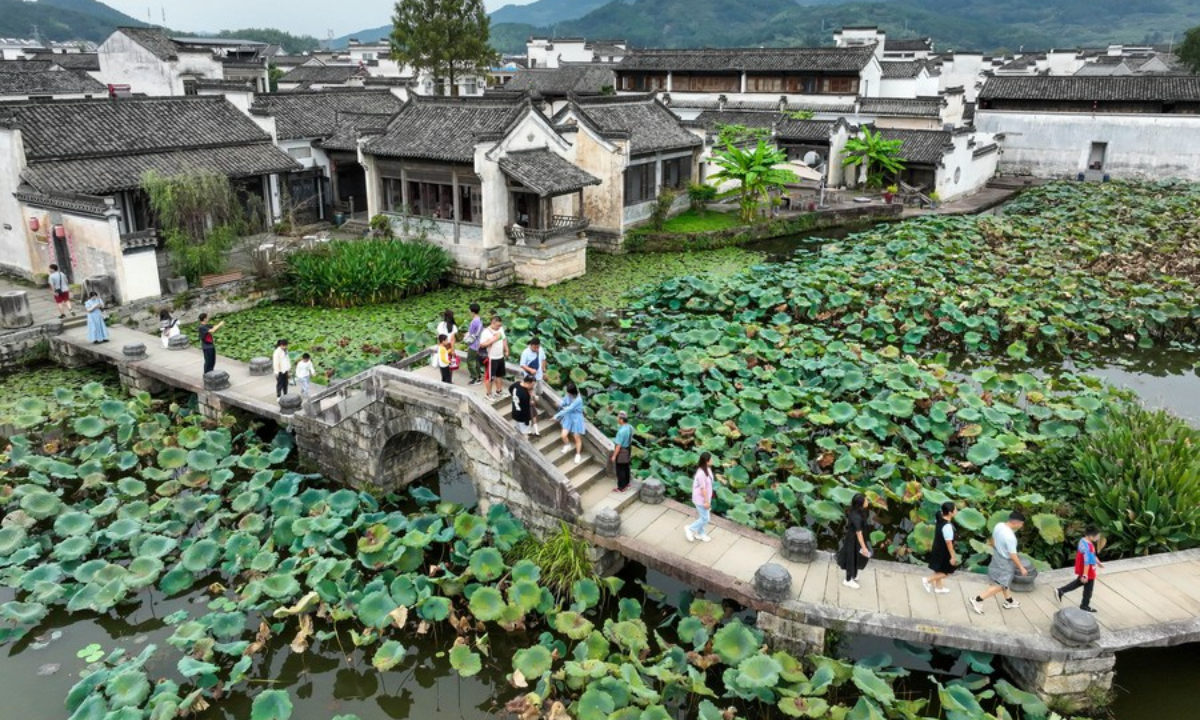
[1055, 527, 1104, 613]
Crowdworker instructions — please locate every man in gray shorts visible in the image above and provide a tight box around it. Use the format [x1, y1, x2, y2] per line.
[970, 511, 1028, 614]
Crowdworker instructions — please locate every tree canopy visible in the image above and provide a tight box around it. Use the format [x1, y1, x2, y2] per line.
[390, 0, 496, 96]
[842, 128, 905, 189]
[708, 139, 797, 223]
[1178, 26, 1200, 73]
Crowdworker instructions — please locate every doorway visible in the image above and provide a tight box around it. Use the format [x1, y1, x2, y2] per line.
[1088, 142, 1107, 171]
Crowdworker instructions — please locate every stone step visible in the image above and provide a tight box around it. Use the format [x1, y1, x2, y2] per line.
[568, 461, 609, 493]
[579, 481, 643, 526]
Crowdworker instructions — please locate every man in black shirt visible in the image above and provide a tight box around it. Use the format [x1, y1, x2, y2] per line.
[510, 373, 536, 436]
[197, 312, 225, 375]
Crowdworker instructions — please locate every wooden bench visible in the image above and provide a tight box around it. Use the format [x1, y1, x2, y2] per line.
[199, 271, 245, 288]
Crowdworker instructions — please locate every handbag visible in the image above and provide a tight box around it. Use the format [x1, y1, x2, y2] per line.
[615, 446, 631, 464]
[448, 352, 460, 371]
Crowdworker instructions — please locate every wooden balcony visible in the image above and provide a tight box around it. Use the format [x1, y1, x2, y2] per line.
[506, 215, 590, 246]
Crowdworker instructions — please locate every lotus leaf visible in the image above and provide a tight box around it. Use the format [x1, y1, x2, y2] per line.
[469, 547, 505, 582]
[1, 600, 47, 625]
[604, 619, 648, 656]
[571, 578, 601, 611]
[357, 590, 399, 628]
[806, 500, 843, 524]
[468, 587, 506, 622]
[552, 611, 595, 641]
[449, 644, 482, 677]
[507, 580, 542, 613]
[180, 539, 221, 572]
[0, 526, 27, 554]
[134, 534, 177, 559]
[186, 449, 219, 472]
[512, 645, 553, 678]
[104, 518, 142, 542]
[262, 573, 300, 600]
[19, 490, 61, 520]
[66, 694, 106, 720]
[735, 654, 782, 689]
[712, 621, 758, 665]
[177, 656, 220, 679]
[371, 640, 407, 671]
[357, 524, 390, 554]
[1031, 513, 1064, 544]
[73, 416, 107, 438]
[158, 565, 195, 597]
[126, 557, 164, 589]
[417, 596, 450, 622]
[851, 665, 895, 705]
[955, 508, 986, 532]
[510, 559, 541, 583]
[994, 678, 1049, 718]
[106, 670, 151, 709]
[966, 439, 1001, 466]
[250, 689, 294, 720]
[575, 687, 615, 720]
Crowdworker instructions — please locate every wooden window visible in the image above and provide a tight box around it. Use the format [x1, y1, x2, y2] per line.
[622, 73, 667, 92]
[822, 76, 858, 94]
[749, 75, 783, 93]
[662, 157, 692, 189]
[623, 162, 655, 206]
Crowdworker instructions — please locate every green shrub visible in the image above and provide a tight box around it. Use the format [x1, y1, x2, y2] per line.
[649, 187, 679, 231]
[687, 182, 717, 212]
[1077, 406, 1199, 556]
[283, 239, 452, 308]
[505, 521, 598, 597]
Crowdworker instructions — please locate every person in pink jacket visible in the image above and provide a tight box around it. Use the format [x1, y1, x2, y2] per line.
[685, 452, 715, 543]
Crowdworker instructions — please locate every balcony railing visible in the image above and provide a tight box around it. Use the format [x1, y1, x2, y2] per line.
[120, 228, 158, 252]
[507, 215, 590, 245]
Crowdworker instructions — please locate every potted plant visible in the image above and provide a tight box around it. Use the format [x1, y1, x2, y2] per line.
[883, 184, 899, 204]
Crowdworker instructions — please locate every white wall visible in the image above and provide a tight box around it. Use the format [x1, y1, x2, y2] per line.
[97, 31, 222, 96]
[935, 132, 1000, 202]
[937, 54, 986, 102]
[0, 128, 33, 277]
[122, 249, 161, 301]
[527, 39, 591, 69]
[976, 111, 1200, 180]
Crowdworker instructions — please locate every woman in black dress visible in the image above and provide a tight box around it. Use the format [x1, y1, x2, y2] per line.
[923, 501, 959, 594]
[838, 493, 872, 589]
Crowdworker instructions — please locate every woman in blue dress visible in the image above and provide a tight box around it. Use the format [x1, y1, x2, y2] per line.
[85, 292, 109, 344]
[554, 382, 586, 465]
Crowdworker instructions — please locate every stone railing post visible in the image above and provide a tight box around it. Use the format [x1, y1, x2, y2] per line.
[781, 527, 817, 563]
[754, 563, 792, 603]
[0, 291, 34, 329]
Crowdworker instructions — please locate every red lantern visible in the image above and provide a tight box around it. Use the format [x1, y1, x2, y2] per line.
[28, 217, 39, 232]
[53, 224, 66, 239]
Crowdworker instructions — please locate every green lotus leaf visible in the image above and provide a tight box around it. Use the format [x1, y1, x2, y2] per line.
[176, 426, 205, 449]
[468, 587, 506, 622]
[66, 694, 107, 720]
[250, 689, 294, 720]
[605, 619, 648, 655]
[178, 656, 221, 679]
[449, 644, 482, 677]
[134, 534, 178, 559]
[357, 524, 390, 554]
[181, 539, 221, 573]
[186, 449, 218, 472]
[736, 653, 783, 689]
[327, 489, 360, 516]
[106, 670, 151, 709]
[1, 601, 47, 625]
[507, 580, 542, 614]
[206, 612, 246, 641]
[0, 526, 27, 554]
[512, 644, 553, 678]
[828, 402, 857, 423]
[571, 578, 601, 611]
[939, 681, 985, 716]
[907, 522, 934, 553]
[552, 611, 595, 641]
[994, 678, 1049, 717]
[98, 399, 127, 419]
[966, 438, 1001, 465]
[576, 687, 614, 720]
[157, 447, 188, 469]
[510, 559, 541, 584]
[371, 640, 407, 671]
[778, 695, 830, 718]
[1031, 513, 1065, 544]
[53, 535, 94, 562]
[417, 596, 450, 622]
[116, 478, 147, 497]
[73, 416, 108, 438]
[712, 620, 758, 665]
[15, 397, 46, 415]
[159, 565, 195, 597]
[468, 547, 505, 582]
[126, 557, 164, 589]
[852, 665, 895, 705]
[12, 414, 45, 429]
[806, 500, 843, 524]
[955, 508, 986, 532]
[19, 490, 62, 520]
[105, 518, 142, 541]
[676, 616, 708, 648]
[639, 706, 672, 720]
[262, 573, 300, 600]
[357, 590, 398, 628]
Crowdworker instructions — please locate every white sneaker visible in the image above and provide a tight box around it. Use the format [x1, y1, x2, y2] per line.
[684, 527, 695, 542]
[969, 597, 985, 615]
[1002, 598, 1022, 610]
[921, 578, 933, 594]
[699, 534, 712, 543]
[935, 588, 951, 594]
[574, 454, 583, 465]
[560, 444, 572, 455]
[843, 579, 860, 589]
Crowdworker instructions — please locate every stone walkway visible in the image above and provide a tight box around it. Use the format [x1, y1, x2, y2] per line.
[0, 275, 72, 332]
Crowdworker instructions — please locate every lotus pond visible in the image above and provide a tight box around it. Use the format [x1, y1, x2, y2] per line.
[2, 367, 1088, 720]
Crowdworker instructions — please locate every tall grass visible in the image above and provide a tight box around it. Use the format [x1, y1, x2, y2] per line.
[505, 521, 599, 597]
[283, 239, 453, 308]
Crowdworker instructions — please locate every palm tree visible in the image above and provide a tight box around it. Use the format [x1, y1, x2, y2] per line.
[708, 139, 798, 223]
[842, 127, 905, 189]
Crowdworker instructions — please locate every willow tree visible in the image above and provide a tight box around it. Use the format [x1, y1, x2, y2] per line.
[142, 170, 263, 283]
[390, 0, 496, 96]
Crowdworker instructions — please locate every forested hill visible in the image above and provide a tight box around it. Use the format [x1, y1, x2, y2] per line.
[0, 0, 144, 43]
[487, 0, 1200, 53]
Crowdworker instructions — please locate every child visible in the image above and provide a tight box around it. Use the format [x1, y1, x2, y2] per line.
[295, 353, 315, 399]
[1056, 527, 1104, 613]
[922, 502, 960, 594]
[436, 333, 453, 384]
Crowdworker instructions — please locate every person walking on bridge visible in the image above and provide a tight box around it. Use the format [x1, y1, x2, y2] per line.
[970, 511, 1028, 614]
[1055, 527, 1104, 613]
[838, 493, 871, 589]
[610, 411, 634, 493]
[685, 452, 715, 543]
[48, 263, 74, 319]
[273, 339, 291, 397]
[922, 502, 960, 594]
[554, 382, 586, 465]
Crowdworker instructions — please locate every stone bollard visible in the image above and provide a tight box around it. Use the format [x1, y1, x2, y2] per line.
[122, 342, 147, 360]
[248, 357, 272, 376]
[781, 527, 817, 563]
[82, 275, 116, 306]
[167, 334, 190, 351]
[638, 478, 665, 505]
[1010, 553, 1039, 593]
[165, 277, 189, 295]
[0, 291, 34, 329]
[594, 508, 621, 538]
[203, 370, 230, 392]
[279, 394, 302, 416]
[754, 563, 792, 603]
[1051, 607, 1100, 648]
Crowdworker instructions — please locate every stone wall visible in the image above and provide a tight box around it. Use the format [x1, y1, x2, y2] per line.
[114, 275, 278, 334]
[510, 237, 587, 287]
[1003, 654, 1116, 713]
[0, 322, 60, 373]
[756, 611, 828, 657]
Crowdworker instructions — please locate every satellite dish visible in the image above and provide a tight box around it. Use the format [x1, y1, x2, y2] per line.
[803, 151, 823, 167]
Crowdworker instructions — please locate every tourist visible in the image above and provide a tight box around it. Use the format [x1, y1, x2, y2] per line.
[272, 339, 291, 398]
[554, 381, 586, 464]
[969, 511, 1028, 614]
[510, 373, 535, 436]
[465, 303, 484, 386]
[295, 353, 316, 399]
[84, 292, 108, 344]
[838, 493, 871, 589]
[519, 337, 547, 436]
[158, 309, 180, 349]
[435, 333, 453, 384]
[922, 502, 960, 594]
[1056, 527, 1104, 613]
[610, 410, 634, 493]
[197, 313, 225, 375]
[437, 309, 458, 345]
[479, 316, 508, 401]
[684, 452, 715, 542]
[48, 263, 74, 319]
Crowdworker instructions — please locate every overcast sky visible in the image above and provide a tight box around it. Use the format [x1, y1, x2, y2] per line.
[103, 0, 533, 37]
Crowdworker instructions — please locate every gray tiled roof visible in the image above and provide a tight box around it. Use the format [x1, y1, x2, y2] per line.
[0, 68, 106, 96]
[690, 110, 785, 130]
[21, 144, 300, 195]
[319, 112, 397, 152]
[503, 64, 615, 96]
[569, 96, 701, 155]
[364, 95, 528, 163]
[279, 64, 367, 85]
[979, 75, 1200, 101]
[885, 38, 932, 52]
[117, 27, 181, 62]
[876, 128, 952, 165]
[25, 51, 101, 71]
[776, 119, 836, 142]
[880, 60, 927, 79]
[251, 89, 403, 140]
[858, 97, 943, 117]
[498, 149, 600, 197]
[619, 46, 876, 73]
[0, 60, 57, 73]
[11, 96, 272, 161]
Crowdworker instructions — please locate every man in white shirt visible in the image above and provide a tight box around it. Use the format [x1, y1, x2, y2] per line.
[970, 511, 1028, 614]
[48, 263, 74, 318]
[272, 339, 292, 398]
[479, 316, 508, 401]
[295, 353, 315, 399]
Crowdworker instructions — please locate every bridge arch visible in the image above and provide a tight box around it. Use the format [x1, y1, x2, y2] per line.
[372, 413, 480, 506]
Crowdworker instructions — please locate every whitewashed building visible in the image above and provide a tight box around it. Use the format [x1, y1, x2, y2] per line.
[96, 27, 271, 96]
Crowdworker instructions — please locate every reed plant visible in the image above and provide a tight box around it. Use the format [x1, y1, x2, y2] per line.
[505, 521, 598, 597]
[283, 239, 452, 308]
